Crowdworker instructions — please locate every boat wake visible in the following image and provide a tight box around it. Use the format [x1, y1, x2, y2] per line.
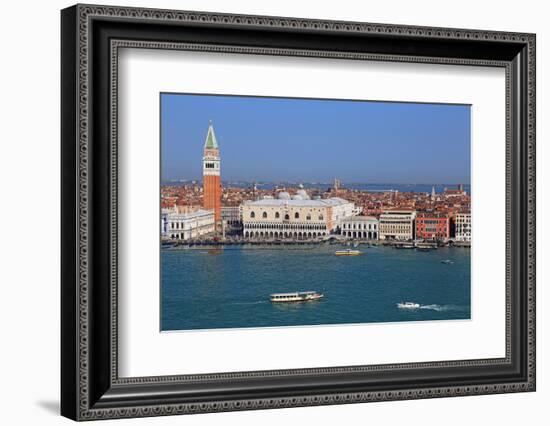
[230, 301, 266, 306]
[419, 304, 466, 312]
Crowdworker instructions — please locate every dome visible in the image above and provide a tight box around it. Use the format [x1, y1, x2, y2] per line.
[278, 191, 290, 200]
[296, 189, 310, 200]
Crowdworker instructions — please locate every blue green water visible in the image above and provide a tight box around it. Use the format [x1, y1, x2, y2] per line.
[161, 245, 470, 331]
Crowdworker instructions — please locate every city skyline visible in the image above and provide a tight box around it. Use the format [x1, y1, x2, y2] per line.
[161, 94, 472, 332]
[161, 93, 471, 184]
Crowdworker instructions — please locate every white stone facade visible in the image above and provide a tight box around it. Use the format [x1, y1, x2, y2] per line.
[221, 206, 241, 225]
[329, 198, 361, 229]
[241, 196, 355, 239]
[167, 209, 215, 240]
[341, 216, 379, 239]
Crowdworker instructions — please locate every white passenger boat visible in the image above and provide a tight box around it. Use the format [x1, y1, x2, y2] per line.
[270, 291, 324, 303]
[335, 249, 362, 256]
[397, 302, 421, 309]
[395, 243, 415, 249]
[416, 242, 438, 251]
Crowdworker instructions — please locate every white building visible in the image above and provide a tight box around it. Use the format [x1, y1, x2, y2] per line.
[328, 197, 360, 229]
[167, 209, 215, 240]
[241, 192, 356, 239]
[221, 206, 241, 226]
[161, 208, 171, 237]
[221, 205, 242, 236]
[454, 212, 471, 242]
[379, 209, 417, 241]
[341, 216, 379, 239]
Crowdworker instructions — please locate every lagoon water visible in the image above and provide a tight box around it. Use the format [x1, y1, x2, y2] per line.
[161, 245, 470, 331]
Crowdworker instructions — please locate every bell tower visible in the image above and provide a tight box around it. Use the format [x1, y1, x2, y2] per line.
[202, 121, 221, 223]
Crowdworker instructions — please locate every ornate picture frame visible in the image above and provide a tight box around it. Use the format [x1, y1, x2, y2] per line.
[61, 4, 535, 421]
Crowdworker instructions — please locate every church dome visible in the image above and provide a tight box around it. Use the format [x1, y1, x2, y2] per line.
[296, 189, 310, 200]
[278, 192, 291, 200]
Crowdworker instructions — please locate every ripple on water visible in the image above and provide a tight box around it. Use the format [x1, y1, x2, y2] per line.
[161, 245, 471, 331]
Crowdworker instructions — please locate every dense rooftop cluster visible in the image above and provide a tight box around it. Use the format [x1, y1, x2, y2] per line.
[161, 182, 470, 217]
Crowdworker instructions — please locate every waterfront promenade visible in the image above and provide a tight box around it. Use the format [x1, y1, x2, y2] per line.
[162, 236, 471, 248]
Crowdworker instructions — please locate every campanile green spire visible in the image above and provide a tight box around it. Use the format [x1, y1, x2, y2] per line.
[204, 120, 219, 149]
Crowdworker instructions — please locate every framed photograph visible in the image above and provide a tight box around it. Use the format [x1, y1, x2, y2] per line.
[61, 4, 536, 421]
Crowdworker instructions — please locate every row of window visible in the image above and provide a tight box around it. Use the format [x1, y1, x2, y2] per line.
[343, 231, 378, 239]
[418, 219, 447, 225]
[423, 227, 440, 233]
[379, 220, 414, 225]
[342, 223, 377, 230]
[169, 221, 211, 229]
[249, 211, 324, 220]
[169, 229, 211, 239]
[244, 231, 327, 238]
[170, 222, 187, 229]
[245, 223, 327, 230]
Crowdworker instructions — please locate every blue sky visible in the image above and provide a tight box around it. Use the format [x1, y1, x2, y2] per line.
[161, 93, 470, 184]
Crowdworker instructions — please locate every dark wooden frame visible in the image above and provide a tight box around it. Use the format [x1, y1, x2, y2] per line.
[61, 4, 536, 421]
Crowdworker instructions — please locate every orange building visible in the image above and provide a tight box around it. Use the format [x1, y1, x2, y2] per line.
[202, 121, 222, 223]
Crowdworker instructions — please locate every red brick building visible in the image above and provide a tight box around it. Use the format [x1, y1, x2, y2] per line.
[415, 215, 450, 240]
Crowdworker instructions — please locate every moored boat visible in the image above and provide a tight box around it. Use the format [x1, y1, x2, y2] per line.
[395, 243, 415, 249]
[335, 249, 362, 256]
[416, 242, 438, 251]
[270, 291, 324, 303]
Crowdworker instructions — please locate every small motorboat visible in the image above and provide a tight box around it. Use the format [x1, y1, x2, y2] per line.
[335, 249, 362, 256]
[441, 259, 454, 265]
[397, 302, 421, 309]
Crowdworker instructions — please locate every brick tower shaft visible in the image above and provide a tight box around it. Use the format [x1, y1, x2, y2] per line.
[202, 121, 221, 223]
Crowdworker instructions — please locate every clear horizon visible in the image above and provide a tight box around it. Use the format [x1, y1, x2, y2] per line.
[161, 93, 471, 184]
[161, 178, 470, 186]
